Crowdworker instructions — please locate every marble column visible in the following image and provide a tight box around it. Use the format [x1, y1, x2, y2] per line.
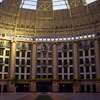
[8, 41, 16, 92]
[52, 42, 58, 92]
[52, 43, 58, 79]
[30, 42, 37, 92]
[73, 41, 79, 79]
[94, 39, 100, 79]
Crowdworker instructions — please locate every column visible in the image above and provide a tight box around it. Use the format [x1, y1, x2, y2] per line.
[73, 41, 79, 79]
[8, 41, 16, 92]
[95, 39, 100, 92]
[30, 42, 37, 92]
[73, 41, 80, 92]
[52, 42, 58, 92]
[94, 39, 100, 79]
[52, 43, 58, 79]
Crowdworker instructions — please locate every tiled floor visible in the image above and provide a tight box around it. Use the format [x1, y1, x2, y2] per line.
[0, 93, 100, 100]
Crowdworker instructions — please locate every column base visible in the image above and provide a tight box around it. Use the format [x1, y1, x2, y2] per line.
[8, 81, 16, 93]
[73, 82, 80, 93]
[29, 81, 36, 92]
[52, 81, 59, 92]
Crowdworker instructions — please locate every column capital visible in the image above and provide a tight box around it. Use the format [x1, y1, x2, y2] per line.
[31, 42, 37, 45]
[10, 40, 16, 43]
[72, 41, 78, 44]
[94, 37, 99, 41]
[52, 42, 58, 45]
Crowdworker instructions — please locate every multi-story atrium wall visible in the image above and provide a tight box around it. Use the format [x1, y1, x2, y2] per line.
[0, 0, 100, 93]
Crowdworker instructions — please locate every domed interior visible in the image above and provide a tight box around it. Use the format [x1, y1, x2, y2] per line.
[0, 0, 99, 39]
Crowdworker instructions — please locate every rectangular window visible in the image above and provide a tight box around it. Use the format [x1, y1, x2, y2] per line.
[5, 50, 9, 56]
[22, 51, 25, 57]
[0, 49, 3, 56]
[15, 67, 19, 73]
[16, 51, 20, 57]
[4, 66, 8, 72]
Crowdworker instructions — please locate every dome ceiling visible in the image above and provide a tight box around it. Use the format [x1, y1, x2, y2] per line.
[0, 0, 100, 38]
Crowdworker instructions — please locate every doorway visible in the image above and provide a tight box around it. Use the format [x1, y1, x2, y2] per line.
[36, 82, 52, 92]
[16, 83, 29, 92]
[59, 83, 73, 92]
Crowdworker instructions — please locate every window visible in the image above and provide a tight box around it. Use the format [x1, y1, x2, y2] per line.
[37, 60, 41, 65]
[48, 75, 52, 78]
[48, 60, 52, 65]
[79, 51, 83, 56]
[0, 66, 2, 72]
[27, 52, 30, 57]
[64, 75, 68, 79]
[86, 0, 97, 4]
[63, 44, 67, 49]
[27, 60, 30, 65]
[85, 50, 89, 56]
[0, 0, 3, 3]
[20, 0, 38, 10]
[80, 67, 84, 73]
[37, 75, 41, 78]
[21, 67, 24, 73]
[0, 58, 3, 63]
[91, 49, 94, 55]
[21, 75, 24, 79]
[5, 50, 9, 56]
[69, 59, 73, 65]
[0, 49, 3, 56]
[59, 68, 62, 73]
[16, 51, 20, 57]
[37, 68, 40, 73]
[80, 75, 84, 79]
[21, 59, 25, 65]
[70, 67, 73, 73]
[92, 66, 96, 72]
[58, 60, 62, 65]
[53, 0, 70, 10]
[86, 66, 90, 72]
[69, 52, 72, 57]
[69, 44, 72, 50]
[64, 68, 67, 73]
[16, 59, 19, 65]
[86, 74, 90, 79]
[59, 75, 62, 79]
[15, 67, 19, 73]
[22, 51, 25, 57]
[26, 75, 30, 79]
[48, 68, 52, 73]
[58, 52, 62, 58]
[4, 66, 8, 72]
[85, 58, 89, 64]
[15, 75, 19, 79]
[43, 75, 46, 78]
[5, 58, 9, 64]
[64, 52, 67, 57]
[64, 60, 67, 65]
[4, 74, 8, 79]
[27, 67, 30, 73]
[70, 75, 73, 79]
[90, 41, 94, 47]
[91, 58, 95, 64]
[43, 68, 46, 73]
